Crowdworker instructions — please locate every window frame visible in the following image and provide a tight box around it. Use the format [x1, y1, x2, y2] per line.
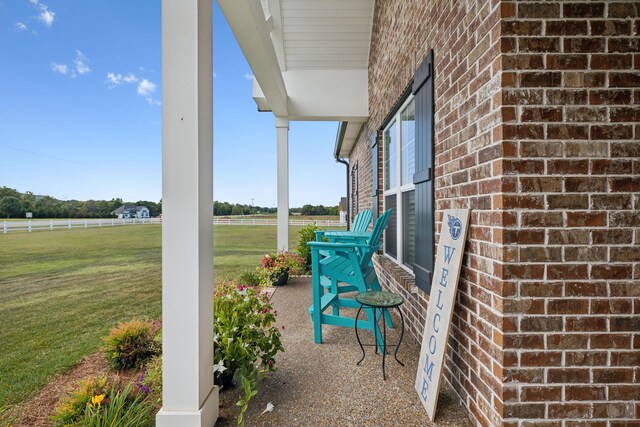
[382, 95, 416, 271]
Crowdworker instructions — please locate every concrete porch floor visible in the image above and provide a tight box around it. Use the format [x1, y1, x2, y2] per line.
[216, 277, 471, 427]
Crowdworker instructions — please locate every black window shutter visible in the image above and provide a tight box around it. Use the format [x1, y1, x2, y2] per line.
[412, 50, 435, 293]
[354, 162, 359, 214]
[371, 134, 379, 221]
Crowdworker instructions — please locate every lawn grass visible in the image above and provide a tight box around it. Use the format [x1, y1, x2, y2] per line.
[0, 224, 310, 409]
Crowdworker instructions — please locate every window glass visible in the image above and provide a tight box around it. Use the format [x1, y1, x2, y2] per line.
[384, 195, 397, 258]
[401, 100, 415, 186]
[402, 190, 415, 268]
[384, 121, 397, 191]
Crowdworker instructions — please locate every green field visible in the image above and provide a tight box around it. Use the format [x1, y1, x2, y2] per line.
[0, 224, 305, 409]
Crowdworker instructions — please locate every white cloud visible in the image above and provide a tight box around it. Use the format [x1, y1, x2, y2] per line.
[244, 73, 254, 80]
[106, 72, 159, 105]
[123, 74, 138, 84]
[38, 7, 55, 27]
[73, 50, 90, 75]
[106, 72, 139, 87]
[29, 1, 55, 28]
[51, 51, 91, 78]
[15, 22, 28, 31]
[137, 79, 159, 104]
[51, 62, 68, 75]
[137, 79, 156, 96]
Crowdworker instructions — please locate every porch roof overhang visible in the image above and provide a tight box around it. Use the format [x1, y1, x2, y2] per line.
[219, 0, 373, 155]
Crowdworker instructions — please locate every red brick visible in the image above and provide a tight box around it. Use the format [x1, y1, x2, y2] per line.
[590, 20, 631, 35]
[566, 212, 607, 227]
[563, 3, 605, 18]
[546, 20, 588, 35]
[589, 89, 632, 105]
[520, 37, 561, 53]
[547, 369, 591, 383]
[610, 72, 640, 87]
[565, 385, 607, 401]
[521, 386, 562, 401]
[591, 265, 633, 280]
[518, 3, 560, 18]
[564, 37, 606, 53]
[548, 299, 589, 314]
[608, 3, 640, 18]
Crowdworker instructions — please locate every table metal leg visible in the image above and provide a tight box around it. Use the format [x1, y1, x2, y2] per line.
[373, 307, 378, 355]
[382, 308, 387, 380]
[355, 304, 365, 366]
[394, 307, 405, 367]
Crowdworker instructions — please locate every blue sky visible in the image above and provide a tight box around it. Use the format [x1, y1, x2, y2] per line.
[0, 1, 345, 207]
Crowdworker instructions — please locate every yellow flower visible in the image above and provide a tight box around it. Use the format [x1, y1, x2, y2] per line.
[91, 394, 106, 406]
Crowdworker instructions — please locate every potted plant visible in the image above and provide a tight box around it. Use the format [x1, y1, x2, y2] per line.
[213, 281, 283, 382]
[259, 252, 304, 286]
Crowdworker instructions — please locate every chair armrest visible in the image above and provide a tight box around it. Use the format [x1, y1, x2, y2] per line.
[314, 230, 326, 242]
[307, 241, 370, 250]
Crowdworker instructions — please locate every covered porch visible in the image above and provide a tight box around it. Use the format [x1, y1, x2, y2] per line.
[159, 0, 376, 425]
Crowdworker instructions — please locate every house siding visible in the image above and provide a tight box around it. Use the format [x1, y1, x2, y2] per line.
[347, 1, 639, 426]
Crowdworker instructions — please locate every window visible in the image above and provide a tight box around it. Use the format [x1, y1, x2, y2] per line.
[383, 97, 416, 269]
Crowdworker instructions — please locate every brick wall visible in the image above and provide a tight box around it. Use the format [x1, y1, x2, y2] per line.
[500, 2, 640, 425]
[350, 1, 507, 426]
[348, 1, 638, 426]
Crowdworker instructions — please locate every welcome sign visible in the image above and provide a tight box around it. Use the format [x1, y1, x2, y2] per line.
[415, 208, 470, 421]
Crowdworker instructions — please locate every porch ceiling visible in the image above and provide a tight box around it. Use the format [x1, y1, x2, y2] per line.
[263, 0, 374, 71]
[221, 0, 372, 149]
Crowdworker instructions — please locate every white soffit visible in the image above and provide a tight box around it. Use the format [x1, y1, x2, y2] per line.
[338, 121, 364, 158]
[280, 0, 374, 70]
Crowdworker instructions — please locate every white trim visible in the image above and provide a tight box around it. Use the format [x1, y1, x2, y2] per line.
[158, 0, 218, 425]
[266, 0, 286, 71]
[382, 95, 415, 269]
[219, 0, 288, 116]
[276, 116, 289, 251]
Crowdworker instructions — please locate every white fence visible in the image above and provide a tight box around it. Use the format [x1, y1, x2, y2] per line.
[212, 218, 345, 227]
[2, 218, 161, 233]
[2, 218, 345, 233]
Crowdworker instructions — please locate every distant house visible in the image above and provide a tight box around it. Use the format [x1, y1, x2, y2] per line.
[338, 197, 347, 224]
[111, 205, 150, 219]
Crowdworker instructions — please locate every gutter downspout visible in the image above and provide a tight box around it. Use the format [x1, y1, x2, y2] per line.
[336, 157, 350, 231]
[334, 122, 349, 231]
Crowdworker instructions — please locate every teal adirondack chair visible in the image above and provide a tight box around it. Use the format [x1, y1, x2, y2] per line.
[315, 209, 372, 244]
[307, 210, 392, 350]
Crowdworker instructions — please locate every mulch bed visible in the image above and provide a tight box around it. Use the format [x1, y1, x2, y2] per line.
[12, 352, 111, 426]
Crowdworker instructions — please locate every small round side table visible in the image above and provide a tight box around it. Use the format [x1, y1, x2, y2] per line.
[354, 290, 405, 380]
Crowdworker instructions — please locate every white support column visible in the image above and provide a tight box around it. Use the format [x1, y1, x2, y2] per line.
[157, 1, 218, 426]
[276, 116, 289, 251]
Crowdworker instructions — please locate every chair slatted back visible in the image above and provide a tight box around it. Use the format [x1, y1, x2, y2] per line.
[359, 209, 391, 268]
[351, 210, 372, 233]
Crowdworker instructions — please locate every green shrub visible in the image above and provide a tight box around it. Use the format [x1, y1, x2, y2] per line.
[239, 270, 261, 286]
[140, 356, 162, 406]
[51, 376, 109, 426]
[102, 320, 161, 371]
[214, 282, 284, 425]
[83, 382, 154, 427]
[296, 223, 322, 272]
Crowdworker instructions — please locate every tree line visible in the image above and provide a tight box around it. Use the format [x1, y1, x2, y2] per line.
[213, 201, 339, 216]
[0, 186, 161, 219]
[0, 186, 339, 219]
